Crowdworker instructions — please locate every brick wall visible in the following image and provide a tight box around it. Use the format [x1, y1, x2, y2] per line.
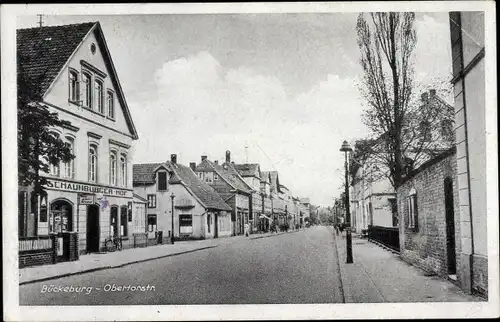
[19, 250, 54, 268]
[398, 149, 462, 281]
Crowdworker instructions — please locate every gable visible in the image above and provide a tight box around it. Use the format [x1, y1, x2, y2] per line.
[41, 23, 138, 139]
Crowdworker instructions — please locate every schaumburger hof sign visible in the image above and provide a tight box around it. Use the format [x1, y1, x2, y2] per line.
[44, 178, 133, 198]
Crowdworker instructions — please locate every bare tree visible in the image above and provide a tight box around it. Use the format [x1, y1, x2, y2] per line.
[356, 13, 454, 190]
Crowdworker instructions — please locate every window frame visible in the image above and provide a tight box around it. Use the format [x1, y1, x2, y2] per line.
[147, 194, 157, 208]
[68, 69, 80, 104]
[407, 189, 418, 231]
[157, 171, 168, 191]
[62, 136, 75, 179]
[119, 153, 127, 187]
[82, 70, 93, 109]
[147, 214, 157, 232]
[120, 206, 128, 237]
[109, 150, 117, 186]
[106, 90, 115, 120]
[88, 144, 98, 183]
[95, 77, 105, 115]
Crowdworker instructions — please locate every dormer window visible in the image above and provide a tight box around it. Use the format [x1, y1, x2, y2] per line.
[157, 171, 167, 191]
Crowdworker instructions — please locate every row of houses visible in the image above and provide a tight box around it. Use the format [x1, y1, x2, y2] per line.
[341, 12, 487, 298]
[16, 21, 310, 267]
[133, 151, 311, 241]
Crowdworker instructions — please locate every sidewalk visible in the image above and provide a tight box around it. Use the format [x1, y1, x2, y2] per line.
[333, 229, 484, 303]
[19, 234, 252, 285]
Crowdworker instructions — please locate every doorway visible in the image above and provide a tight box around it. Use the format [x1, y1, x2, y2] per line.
[214, 212, 218, 238]
[86, 205, 100, 253]
[444, 177, 456, 275]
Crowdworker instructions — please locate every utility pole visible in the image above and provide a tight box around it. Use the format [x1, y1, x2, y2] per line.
[37, 14, 44, 28]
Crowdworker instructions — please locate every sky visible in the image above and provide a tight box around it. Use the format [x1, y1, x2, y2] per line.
[18, 12, 453, 206]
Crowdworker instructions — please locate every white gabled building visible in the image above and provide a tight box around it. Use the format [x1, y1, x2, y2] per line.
[17, 22, 139, 255]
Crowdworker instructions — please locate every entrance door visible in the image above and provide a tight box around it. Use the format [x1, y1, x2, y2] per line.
[86, 205, 100, 253]
[214, 212, 219, 238]
[444, 177, 456, 275]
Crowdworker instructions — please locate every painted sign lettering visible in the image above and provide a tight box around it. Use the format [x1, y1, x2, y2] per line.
[44, 178, 132, 198]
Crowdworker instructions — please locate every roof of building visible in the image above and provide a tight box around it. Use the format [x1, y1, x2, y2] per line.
[196, 159, 252, 194]
[133, 193, 148, 203]
[234, 163, 261, 179]
[17, 22, 139, 139]
[17, 22, 96, 98]
[268, 171, 282, 193]
[133, 162, 231, 211]
[400, 146, 456, 186]
[300, 197, 310, 204]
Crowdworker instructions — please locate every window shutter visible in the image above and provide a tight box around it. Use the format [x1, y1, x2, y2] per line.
[413, 194, 419, 231]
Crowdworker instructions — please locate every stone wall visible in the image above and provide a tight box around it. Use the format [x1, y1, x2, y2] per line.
[398, 149, 462, 281]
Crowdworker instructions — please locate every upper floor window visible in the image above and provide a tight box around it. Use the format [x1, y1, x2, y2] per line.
[157, 171, 167, 191]
[120, 154, 127, 187]
[214, 173, 219, 181]
[95, 79, 104, 114]
[82, 72, 92, 109]
[109, 151, 117, 185]
[107, 91, 115, 119]
[147, 194, 156, 208]
[68, 70, 80, 102]
[407, 189, 418, 231]
[49, 132, 61, 176]
[62, 137, 75, 179]
[88, 144, 98, 183]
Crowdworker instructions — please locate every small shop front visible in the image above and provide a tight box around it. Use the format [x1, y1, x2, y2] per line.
[40, 177, 134, 255]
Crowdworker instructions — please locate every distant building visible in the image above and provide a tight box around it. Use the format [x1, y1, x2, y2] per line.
[133, 155, 232, 241]
[195, 151, 251, 236]
[260, 171, 273, 231]
[17, 22, 139, 255]
[234, 163, 263, 233]
[448, 11, 487, 297]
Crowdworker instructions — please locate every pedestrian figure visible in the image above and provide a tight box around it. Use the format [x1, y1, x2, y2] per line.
[244, 223, 249, 237]
[335, 224, 339, 235]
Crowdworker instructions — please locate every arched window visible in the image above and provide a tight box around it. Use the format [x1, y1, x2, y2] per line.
[95, 79, 104, 114]
[88, 144, 98, 183]
[107, 90, 114, 119]
[109, 151, 117, 185]
[49, 200, 73, 233]
[120, 154, 127, 187]
[69, 70, 79, 102]
[82, 72, 92, 109]
[63, 137, 75, 179]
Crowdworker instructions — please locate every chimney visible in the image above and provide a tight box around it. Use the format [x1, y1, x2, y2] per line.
[201, 155, 207, 162]
[225, 150, 231, 163]
[429, 89, 436, 98]
[171, 154, 177, 164]
[421, 92, 429, 103]
[189, 162, 196, 171]
[214, 160, 218, 165]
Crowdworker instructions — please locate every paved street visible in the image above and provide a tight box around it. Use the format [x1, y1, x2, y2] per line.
[20, 226, 343, 305]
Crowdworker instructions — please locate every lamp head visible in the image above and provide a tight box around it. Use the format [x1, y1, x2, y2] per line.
[340, 140, 353, 152]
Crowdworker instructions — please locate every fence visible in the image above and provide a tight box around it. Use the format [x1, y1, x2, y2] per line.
[19, 233, 79, 268]
[367, 225, 400, 252]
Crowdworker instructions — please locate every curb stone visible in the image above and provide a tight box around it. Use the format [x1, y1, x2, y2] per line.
[249, 230, 301, 240]
[19, 245, 217, 286]
[334, 232, 352, 303]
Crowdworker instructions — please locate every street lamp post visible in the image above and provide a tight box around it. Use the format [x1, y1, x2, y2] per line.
[340, 140, 353, 264]
[170, 192, 175, 245]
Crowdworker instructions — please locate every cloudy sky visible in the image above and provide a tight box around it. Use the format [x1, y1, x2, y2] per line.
[18, 11, 452, 206]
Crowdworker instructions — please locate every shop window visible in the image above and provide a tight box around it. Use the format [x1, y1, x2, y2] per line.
[120, 206, 128, 237]
[148, 214, 157, 232]
[49, 200, 73, 233]
[147, 194, 156, 208]
[207, 214, 211, 233]
[157, 171, 167, 191]
[110, 206, 119, 236]
[179, 214, 193, 234]
[128, 202, 133, 222]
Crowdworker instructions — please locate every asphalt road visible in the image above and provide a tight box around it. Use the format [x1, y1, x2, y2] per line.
[20, 226, 344, 305]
